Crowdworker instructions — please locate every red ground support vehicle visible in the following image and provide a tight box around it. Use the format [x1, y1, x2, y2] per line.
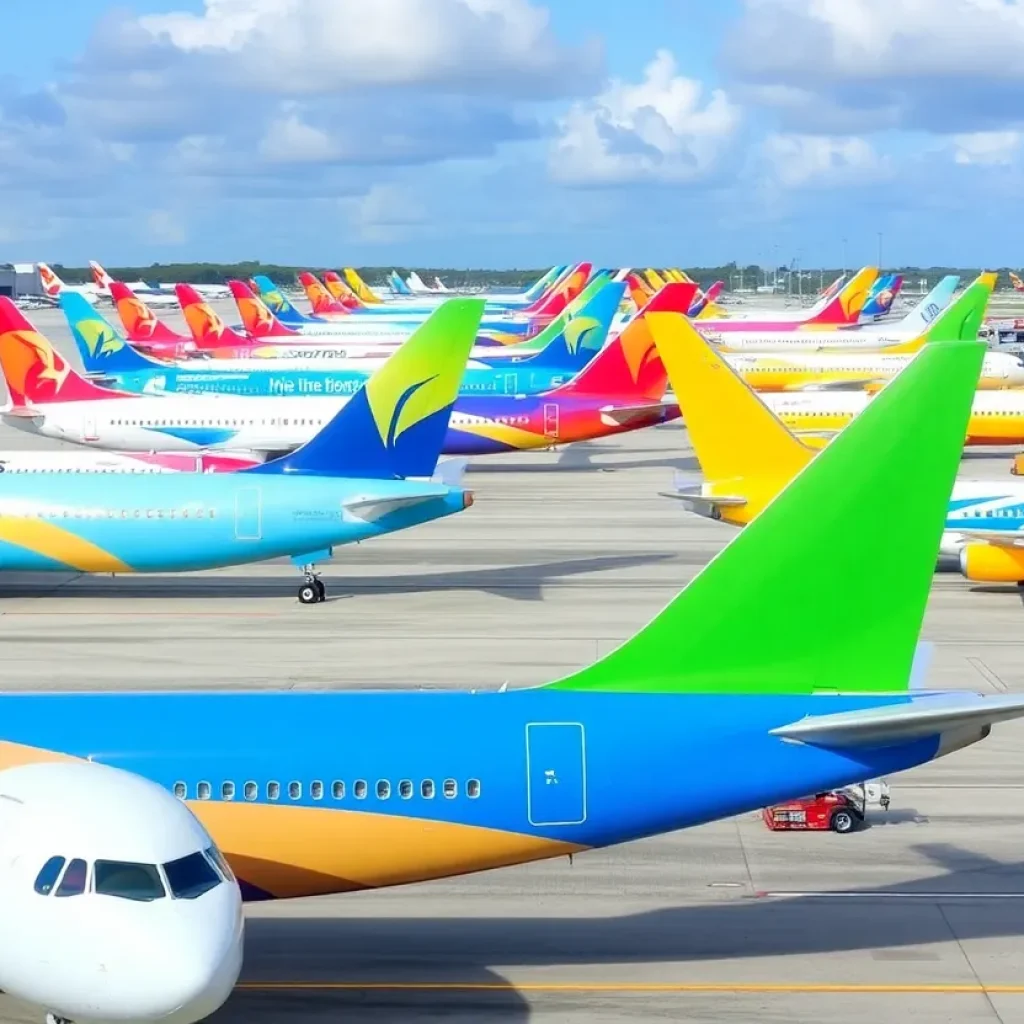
[762, 790, 865, 834]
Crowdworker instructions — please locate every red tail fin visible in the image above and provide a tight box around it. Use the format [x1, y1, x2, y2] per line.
[800, 267, 876, 328]
[323, 271, 363, 309]
[625, 271, 654, 309]
[109, 282, 187, 343]
[551, 284, 691, 400]
[525, 262, 592, 316]
[175, 283, 251, 349]
[228, 279, 298, 337]
[702, 281, 724, 304]
[0, 298, 135, 406]
[298, 271, 350, 315]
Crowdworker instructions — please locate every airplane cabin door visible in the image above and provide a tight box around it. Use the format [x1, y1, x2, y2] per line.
[84, 417, 98, 442]
[526, 722, 586, 826]
[234, 486, 262, 541]
[543, 403, 559, 439]
[504, 373, 518, 395]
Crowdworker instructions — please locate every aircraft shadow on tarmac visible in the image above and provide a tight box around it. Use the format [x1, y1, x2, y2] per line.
[0, 552, 676, 602]
[216, 842, 1024, 1022]
[465, 444, 699, 475]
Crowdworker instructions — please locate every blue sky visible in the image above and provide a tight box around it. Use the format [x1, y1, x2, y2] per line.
[2, 0, 1023, 268]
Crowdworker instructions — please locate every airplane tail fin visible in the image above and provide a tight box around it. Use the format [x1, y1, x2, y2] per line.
[645, 310, 812, 522]
[344, 268, 382, 304]
[298, 272, 350, 315]
[251, 274, 316, 325]
[519, 280, 624, 370]
[109, 282, 186, 343]
[61, 292, 166, 375]
[644, 269, 668, 291]
[800, 266, 878, 328]
[548, 332, 983, 695]
[0, 298, 135, 406]
[36, 263, 64, 298]
[882, 272, 994, 355]
[626, 272, 654, 309]
[894, 275, 960, 334]
[175, 283, 251, 349]
[323, 271, 363, 308]
[229, 279, 299, 337]
[89, 260, 114, 292]
[525, 262, 592, 317]
[859, 274, 903, 320]
[523, 266, 563, 301]
[689, 280, 724, 317]
[554, 283, 696, 400]
[1011, 272, 1024, 293]
[248, 299, 485, 479]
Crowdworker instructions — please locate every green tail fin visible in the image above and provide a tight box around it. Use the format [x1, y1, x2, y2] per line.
[548, 340, 984, 695]
[509, 271, 612, 354]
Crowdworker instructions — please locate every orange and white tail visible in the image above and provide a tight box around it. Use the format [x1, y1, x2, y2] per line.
[109, 282, 186, 343]
[799, 266, 878, 329]
[1010, 272, 1024, 294]
[298, 272, 351, 315]
[89, 260, 115, 292]
[228, 280, 298, 337]
[0, 298, 135, 406]
[175, 283, 251, 349]
[322, 271, 364, 308]
[36, 262, 65, 298]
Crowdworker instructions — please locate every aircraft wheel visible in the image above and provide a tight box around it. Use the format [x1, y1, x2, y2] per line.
[298, 584, 320, 605]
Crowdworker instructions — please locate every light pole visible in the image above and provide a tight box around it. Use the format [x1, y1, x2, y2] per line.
[877, 232, 883, 270]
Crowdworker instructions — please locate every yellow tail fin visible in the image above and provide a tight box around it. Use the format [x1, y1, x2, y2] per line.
[644, 269, 668, 291]
[647, 311, 812, 524]
[343, 267, 382, 304]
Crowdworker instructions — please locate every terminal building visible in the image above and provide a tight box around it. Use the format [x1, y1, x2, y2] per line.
[0, 263, 43, 298]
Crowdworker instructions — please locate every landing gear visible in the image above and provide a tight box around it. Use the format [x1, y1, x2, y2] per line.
[297, 566, 326, 604]
[47, 1014, 74, 1024]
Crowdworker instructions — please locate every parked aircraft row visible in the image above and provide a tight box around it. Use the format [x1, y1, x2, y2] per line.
[3, 310, 1024, 1024]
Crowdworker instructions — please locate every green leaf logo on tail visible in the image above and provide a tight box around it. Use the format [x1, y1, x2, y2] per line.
[77, 319, 124, 358]
[563, 316, 602, 355]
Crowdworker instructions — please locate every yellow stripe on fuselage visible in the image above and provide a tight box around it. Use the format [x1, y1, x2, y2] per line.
[0, 516, 132, 572]
[736, 362, 1015, 393]
[777, 407, 1024, 446]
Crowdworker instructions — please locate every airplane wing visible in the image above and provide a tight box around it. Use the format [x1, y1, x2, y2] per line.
[342, 489, 451, 523]
[770, 693, 1024, 749]
[950, 528, 1024, 548]
[787, 378, 886, 392]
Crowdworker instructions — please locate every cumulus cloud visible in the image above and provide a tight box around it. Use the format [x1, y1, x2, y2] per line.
[762, 133, 891, 188]
[726, 0, 1024, 133]
[550, 50, 740, 186]
[951, 130, 1023, 166]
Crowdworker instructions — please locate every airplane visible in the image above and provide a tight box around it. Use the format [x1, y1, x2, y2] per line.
[0, 296, 482, 601]
[648, 301, 1024, 585]
[35, 264, 104, 306]
[0, 330, 1023, 1024]
[695, 266, 879, 332]
[721, 279, 1022, 391]
[0, 450, 257, 474]
[64, 282, 625, 397]
[706, 274, 968, 352]
[1, 286, 679, 458]
[1010, 271, 1024, 293]
[298, 271, 357, 317]
[0, 758, 244, 1024]
[88, 261, 180, 307]
[858, 273, 903, 322]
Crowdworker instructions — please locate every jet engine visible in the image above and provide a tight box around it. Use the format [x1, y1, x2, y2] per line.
[958, 543, 1024, 583]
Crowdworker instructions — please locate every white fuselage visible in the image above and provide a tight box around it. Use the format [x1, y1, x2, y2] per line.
[703, 327, 914, 351]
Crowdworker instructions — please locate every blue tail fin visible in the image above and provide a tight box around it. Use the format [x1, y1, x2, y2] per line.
[519, 280, 625, 370]
[252, 274, 318, 325]
[860, 273, 902, 319]
[60, 292, 165, 375]
[897, 275, 961, 334]
[247, 299, 484, 479]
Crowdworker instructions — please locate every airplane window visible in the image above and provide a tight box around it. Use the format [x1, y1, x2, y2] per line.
[243, 781, 258, 801]
[421, 780, 435, 799]
[56, 858, 88, 898]
[163, 851, 221, 900]
[376, 780, 391, 799]
[173, 782, 186, 799]
[332, 780, 345, 799]
[94, 861, 165, 902]
[197, 781, 211, 800]
[467, 779, 481, 799]
[443, 779, 457, 799]
[33, 855, 65, 895]
[311, 780, 324, 800]
[205, 845, 235, 882]
[354, 780, 367, 799]
[288, 781, 301, 800]
[267, 781, 280, 800]
[399, 780, 413, 799]
[221, 781, 235, 801]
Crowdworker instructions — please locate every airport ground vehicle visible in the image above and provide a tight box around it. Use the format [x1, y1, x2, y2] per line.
[762, 780, 890, 833]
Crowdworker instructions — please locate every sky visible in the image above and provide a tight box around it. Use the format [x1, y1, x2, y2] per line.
[3, 0, 1024, 268]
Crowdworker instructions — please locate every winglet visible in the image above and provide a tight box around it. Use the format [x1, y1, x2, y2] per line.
[247, 299, 485, 479]
[548, 334, 983, 694]
[0, 298, 135, 406]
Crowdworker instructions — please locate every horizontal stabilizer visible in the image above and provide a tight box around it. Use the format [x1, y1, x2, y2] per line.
[770, 693, 1024, 748]
[791, 378, 885, 392]
[659, 488, 748, 508]
[342, 489, 455, 522]
[598, 400, 675, 426]
[950, 529, 1024, 548]
[432, 457, 469, 487]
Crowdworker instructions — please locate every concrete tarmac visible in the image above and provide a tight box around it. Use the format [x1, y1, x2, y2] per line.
[2, 303, 1024, 1022]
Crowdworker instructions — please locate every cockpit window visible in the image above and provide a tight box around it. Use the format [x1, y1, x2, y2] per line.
[205, 845, 235, 882]
[93, 860, 166, 902]
[163, 851, 221, 899]
[55, 858, 88, 897]
[34, 856, 65, 895]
